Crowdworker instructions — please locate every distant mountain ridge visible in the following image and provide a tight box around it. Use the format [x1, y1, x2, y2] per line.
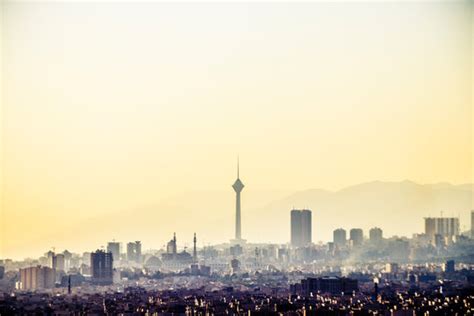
[24, 180, 473, 258]
[251, 180, 474, 243]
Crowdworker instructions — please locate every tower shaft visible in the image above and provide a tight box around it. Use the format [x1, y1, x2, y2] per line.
[232, 158, 244, 242]
[235, 192, 241, 240]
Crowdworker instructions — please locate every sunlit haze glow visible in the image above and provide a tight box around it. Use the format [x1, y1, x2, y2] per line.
[1, 1, 473, 259]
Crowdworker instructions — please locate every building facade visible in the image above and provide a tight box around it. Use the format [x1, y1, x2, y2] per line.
[107, 242, 121, 262]
[290, 209, 312, 247]
[333, 228, 347, 247]
[91, 250, 114, 285]
[18, 266, 55, 290]
[350, 228, 364, 246]
[424, 217, 459, 240]
[126, 241, 142, 263]
[369, 227, 383, 243]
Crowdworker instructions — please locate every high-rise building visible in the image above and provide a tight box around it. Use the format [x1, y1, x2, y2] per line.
[18, 266, 55, 290]
[425, 217, 436, 236]
[53, 253, 65, 272]
[471, 211, 474, 238]
[290, 209, 312, 247]
[62, 250, 72, 272]
[424, 217, 459, 239]
[350, 229, 364, 246]
[135, 241, 142, 261]
[369, 227, 383, 243]
[193, 233, 197, 263]
[232, 159, 245, 243]
[107, 242, 121, 262]
[333, 228, 347, 247]
[126, 241, 142, 263]
[46, 250, 55, 268]
[90, 250, 113, 285]
[301, 210, 312, 245]
[291, 210, 302, 246]
[443, 260, 455, 273]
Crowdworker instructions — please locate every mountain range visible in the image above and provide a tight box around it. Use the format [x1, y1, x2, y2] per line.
[66, 180, 473, 252]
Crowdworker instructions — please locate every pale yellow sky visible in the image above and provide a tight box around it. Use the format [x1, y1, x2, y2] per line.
[1, 1, 473, 259]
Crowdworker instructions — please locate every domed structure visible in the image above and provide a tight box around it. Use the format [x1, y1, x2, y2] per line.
[145, 256, 162, 270]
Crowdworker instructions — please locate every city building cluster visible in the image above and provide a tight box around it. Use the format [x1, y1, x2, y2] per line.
[1, 164, 473, 314]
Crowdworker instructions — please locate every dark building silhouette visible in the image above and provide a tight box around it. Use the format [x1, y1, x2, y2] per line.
[190, 264, 211, 276]
[333, 228, 347, 247]
[91, 250, 113, 285]
[107, 241, 120, 262]
[161, 233, 192, 263]
[290, 209, 312, 247]
[292, 277, 358, 296]
[443, 260, 455, 273]
[60, 273, 85, 288]
[471, 211, 474, 238]
[52, 253, 65, 272]
[126, 241, 142, 263]
[350, 228, 364, 246]
[369, 227, 383, 243]
[231, 258, 241, 274]
[193, 233, 197, 263]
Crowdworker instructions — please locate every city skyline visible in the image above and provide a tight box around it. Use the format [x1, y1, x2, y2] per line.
[1, 1, 473, 260]
[1, 177, 474, 260]
[2, 182, 473, 261]
[1, 2, 474, 313]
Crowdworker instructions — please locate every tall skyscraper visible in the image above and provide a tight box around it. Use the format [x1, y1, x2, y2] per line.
[443, 260, 455, 273]
[126, 241, 142, 263]
[232, 159, 245, 243]
[193, 233, 197, 263]
[301, 210, 312, 245]
[369, 227, 383, 243]
[424, 217, 460, 239]
[53, 253, 65, 272]
[90, 250, 114, 285]
[333, 228, 347, 247]
[107, 241, 121, 262]
[291, 210, 302, 246]
[46, 250, 55, 268]
[350, 228, 364, 246]
[425, 217, 437, 236]
[135, 241, 142, 262]
[471, 211, 474, 238]
[290, 209, 312, 247]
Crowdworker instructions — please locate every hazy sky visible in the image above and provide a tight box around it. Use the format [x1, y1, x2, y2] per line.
[1, 1, 473, 259]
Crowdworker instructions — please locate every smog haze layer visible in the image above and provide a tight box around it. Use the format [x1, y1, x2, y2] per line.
[1, 1, 473, 259]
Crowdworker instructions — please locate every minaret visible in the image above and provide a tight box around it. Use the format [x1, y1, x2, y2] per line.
[173, 232, 177, 256]
[193, 233, 197, 263]
[232, 157, 245, 241]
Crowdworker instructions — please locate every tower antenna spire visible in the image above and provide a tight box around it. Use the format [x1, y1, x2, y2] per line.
[237, 155, 240, 179]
